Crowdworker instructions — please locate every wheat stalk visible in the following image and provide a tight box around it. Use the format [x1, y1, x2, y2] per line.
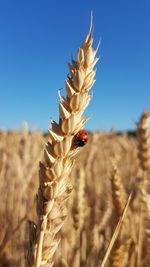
[28, 17, 99, 267]
[99, 190, 133, 267]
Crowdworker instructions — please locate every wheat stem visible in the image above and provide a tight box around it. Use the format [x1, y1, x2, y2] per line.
[99, 191, 133, 267]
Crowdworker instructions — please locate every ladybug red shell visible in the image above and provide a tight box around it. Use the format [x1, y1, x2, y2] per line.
[75, 130, 88, 147]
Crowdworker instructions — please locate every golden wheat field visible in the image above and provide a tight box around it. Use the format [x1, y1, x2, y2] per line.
[0, 116, 150, 267]
[1, 17, 150, 267]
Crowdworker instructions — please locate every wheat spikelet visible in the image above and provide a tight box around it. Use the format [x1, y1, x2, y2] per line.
[110, 163, 134, 267]
[137, 109, 150, 171]
[110, 163, 126, 218]
[29, 18, 98, 267]
[111, 238, 131, 267]
[136, 110, 150, 266]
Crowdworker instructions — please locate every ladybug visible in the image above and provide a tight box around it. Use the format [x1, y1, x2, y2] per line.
[75, 130, 88, 147]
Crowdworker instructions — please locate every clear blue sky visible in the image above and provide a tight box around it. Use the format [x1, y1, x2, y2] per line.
[0, 0, 150, 132]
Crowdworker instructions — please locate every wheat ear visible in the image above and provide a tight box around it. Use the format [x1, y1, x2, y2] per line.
[111, 238, 131, 267]
[29, 19, 98, 267]
[136, 110, 150, 266]
[137, 109, 150, 171]
[110, 163, 126, 218]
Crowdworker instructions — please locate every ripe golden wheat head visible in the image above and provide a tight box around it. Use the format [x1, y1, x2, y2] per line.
[28, 18, 99, 267]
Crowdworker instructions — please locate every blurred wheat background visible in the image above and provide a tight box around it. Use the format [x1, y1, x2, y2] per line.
[1, 1, 150, 266]
[1, 115, 150, 267]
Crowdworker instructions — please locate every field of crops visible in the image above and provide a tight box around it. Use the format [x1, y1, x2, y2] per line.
[1, 13, 150, 267]
[0, 115, 150, 267]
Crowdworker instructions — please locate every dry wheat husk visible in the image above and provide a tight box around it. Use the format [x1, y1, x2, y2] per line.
[28, 18, 99, 267]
